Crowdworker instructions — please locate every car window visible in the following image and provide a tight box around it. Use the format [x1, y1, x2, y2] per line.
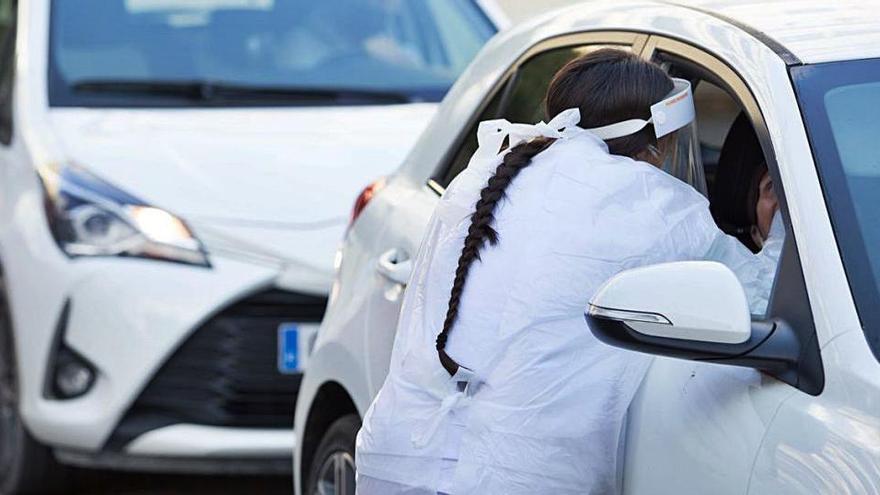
[0, 0, 11, 38]
[48, 0, 495, 107]
[693, 81, 742, 185]
[654, 49, 785, 318]
[0, 0, 15, 144]
[437, 85, 504, 187]
[793, 58, 880, 362]
[437, 44, 631, 187]
[501, 45, 631, 125]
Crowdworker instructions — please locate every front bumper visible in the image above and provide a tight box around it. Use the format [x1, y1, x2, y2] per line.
[56, 429, 294, 474]
[12, 251, 326, 462]
[106, 288, 323, 451]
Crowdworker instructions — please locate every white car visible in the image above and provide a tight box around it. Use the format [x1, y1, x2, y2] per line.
[0, 0, 504, 492]
[295, 1, 880, 493]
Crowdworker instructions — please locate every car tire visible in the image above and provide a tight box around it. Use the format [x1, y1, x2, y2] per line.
[0, 281, 68, 495]
[305, 414, 360, 495]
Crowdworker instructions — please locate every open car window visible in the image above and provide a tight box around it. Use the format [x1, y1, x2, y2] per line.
[652, 49, 786, 318]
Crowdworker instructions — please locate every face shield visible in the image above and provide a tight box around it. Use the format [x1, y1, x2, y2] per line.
[585, 78, 706, 194]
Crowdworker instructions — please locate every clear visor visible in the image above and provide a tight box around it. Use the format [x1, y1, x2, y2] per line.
[585, 77, 706, 194]
[658, 119, 707, 195]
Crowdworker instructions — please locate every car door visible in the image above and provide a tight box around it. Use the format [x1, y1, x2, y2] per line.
[363, 32, 648, 396]
[620, 37, 823, 494]
[748, 58, 880, 495]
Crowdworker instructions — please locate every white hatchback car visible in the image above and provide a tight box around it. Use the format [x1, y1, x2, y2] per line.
[295, 1, 880, 493]
[0, 0, 504, 492]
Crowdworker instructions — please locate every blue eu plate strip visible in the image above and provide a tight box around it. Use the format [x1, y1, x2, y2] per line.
[278, 323, 299, 374]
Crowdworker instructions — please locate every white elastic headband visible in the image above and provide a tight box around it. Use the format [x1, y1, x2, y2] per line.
[585, 78, 695, 140]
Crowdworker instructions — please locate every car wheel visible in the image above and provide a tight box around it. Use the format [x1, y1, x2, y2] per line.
[306, 414, 359, 495]
[0, 281, 68, 495]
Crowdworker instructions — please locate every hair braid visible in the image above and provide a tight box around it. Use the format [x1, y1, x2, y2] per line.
[435, 137, 554, 374]
[433, 48, 674, 374]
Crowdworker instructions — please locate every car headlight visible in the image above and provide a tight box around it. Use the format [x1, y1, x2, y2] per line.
[41, 164, 209, 267]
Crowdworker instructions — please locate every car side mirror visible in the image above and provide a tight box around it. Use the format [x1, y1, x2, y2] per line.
[586, 261, 801, 380]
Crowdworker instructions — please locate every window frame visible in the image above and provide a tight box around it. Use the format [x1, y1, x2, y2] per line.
[426, 31, 649, 194]
[643, 35, 824, 394]
[644, 37, 782, 305]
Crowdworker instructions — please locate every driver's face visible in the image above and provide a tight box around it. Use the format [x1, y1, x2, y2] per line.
[753, 171, 779, 244]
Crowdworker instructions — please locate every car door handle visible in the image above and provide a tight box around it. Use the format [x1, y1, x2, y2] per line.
[377, 248, 413, 285]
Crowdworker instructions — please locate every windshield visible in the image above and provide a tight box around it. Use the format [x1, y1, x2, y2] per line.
[48, 0, 495, 107]
[793, 58, 880, 361]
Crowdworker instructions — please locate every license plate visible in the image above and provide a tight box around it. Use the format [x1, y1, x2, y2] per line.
[277, 323, 301, 374]
[278, 322, 319, 374]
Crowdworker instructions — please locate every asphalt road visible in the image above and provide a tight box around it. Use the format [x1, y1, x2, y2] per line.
[71, 470, 291, 494]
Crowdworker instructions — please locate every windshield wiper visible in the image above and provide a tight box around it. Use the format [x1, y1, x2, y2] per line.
[70, 80, 413, 104]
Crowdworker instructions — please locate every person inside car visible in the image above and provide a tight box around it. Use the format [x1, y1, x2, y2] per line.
[710, 113, 781, 253]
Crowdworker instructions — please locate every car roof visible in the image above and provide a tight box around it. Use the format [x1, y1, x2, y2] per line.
[665, 0, 880, 64]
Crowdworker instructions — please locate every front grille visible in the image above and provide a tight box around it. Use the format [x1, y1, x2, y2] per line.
[106, 289, 327, 451]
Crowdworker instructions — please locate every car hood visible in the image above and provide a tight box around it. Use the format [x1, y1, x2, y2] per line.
[48, 104, 435, 223]
[47, 104, 436, 285]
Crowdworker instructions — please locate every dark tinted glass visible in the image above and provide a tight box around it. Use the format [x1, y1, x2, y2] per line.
[0, 0, 15, 144]
[438, 44, 630, 186]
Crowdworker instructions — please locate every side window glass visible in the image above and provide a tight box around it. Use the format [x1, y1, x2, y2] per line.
[437, 87, 504, 187]
[0, 0, 11, 38]
[501, 44, 631, 125]
[437, 44, 631, 187]
[0, 0, 15, 145]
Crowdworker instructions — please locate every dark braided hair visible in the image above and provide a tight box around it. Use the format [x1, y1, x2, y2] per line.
[436, 49, 674, 375]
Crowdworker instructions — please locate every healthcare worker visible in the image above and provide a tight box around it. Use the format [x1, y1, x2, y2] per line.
[356, 49, 782, 495]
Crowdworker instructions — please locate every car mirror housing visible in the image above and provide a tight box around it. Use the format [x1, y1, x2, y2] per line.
[589, 261, 751, 345]
[586, 261, 819, 393]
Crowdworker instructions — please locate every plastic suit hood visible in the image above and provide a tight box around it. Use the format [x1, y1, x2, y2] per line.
[355, 109, 781, 494]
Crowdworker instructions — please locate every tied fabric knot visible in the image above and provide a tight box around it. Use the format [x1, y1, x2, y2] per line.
[474, 107, 582, 160]
[410, 365, 479, 449]
[410, 390, 468, 449]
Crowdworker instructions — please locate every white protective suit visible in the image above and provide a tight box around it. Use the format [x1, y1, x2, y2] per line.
[356, 108, 783, 495]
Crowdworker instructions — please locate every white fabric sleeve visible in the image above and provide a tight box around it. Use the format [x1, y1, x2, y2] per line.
[646, 171, 784, 315]
[702, 210, 785, 315]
